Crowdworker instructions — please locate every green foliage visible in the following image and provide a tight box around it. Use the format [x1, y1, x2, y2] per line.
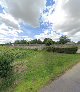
[14, 51, 80, 92]
[14, 40, 20, 44]
[30, 39, 42, 44]
[63, 47, 78, 54]
[59, 36, 71, 44]
[44, 46, 78, 54]
[43, 38, 55, 46]
[13, 38, 56, 45]
[0, 52, 14, 78]
[33, 48, 38, 51]
[14, 39, 27, 44]
[30, 39, 37, 44]
[43, 46, 53, 52]
[37, 39, 43, 44]
[14, 39, 43, 45]
[0, 46, 80, 92]
[45, 39, 52, 46]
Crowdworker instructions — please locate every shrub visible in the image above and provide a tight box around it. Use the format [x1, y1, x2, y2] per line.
[44, 46, 53, 52]
[34, 48, 38, 51]
[54, 48, 65, 53]
[44, 46, 78, 54]
[0, 51, 14, 78]
[64, 47, 78, 54]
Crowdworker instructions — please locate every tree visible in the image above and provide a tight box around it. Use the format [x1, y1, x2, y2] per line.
[30, 39, 37, 44]
[43, 38, 55, 46]
[20, 39, 27, 44]
[14, 40, 20, 44]
[59, 36, 71, 44]
[43, 38, 48, 44]
[14, 39, 27, 44]
[37, 39, 42, 44]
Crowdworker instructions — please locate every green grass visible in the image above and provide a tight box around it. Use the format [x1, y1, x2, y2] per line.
[0, 46, 80, 92]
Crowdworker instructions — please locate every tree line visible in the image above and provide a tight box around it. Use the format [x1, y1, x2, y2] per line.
[6, 36, 80, 46]
[13, 36, 71, 46]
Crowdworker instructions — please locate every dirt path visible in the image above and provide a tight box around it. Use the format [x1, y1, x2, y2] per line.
[40, 62, 80, 92]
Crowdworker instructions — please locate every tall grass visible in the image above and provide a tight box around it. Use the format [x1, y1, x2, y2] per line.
[0, 46, 80, 92]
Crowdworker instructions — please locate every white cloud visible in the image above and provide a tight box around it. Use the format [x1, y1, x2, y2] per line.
[0, 0, 37, 44]
[0, 1, 23, 44]
[0, 23, 23, 44]
[0, 23, 32, 44]
[69, 32, 80, 42]
[0, 0, 46, 43]
[0, 23, 21, 35]
[5, 0, 46, 27]
[35, 30, 61, 41]
[42, 0, 80, 42]
[15, 36, 32, 41]
[0, 30, 32, 44]
[1, 0, 80, 43]
[0, 13, 20, 29]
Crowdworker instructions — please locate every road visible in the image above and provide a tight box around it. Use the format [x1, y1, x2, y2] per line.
[77, 49, 80, 53]
[40, 62, 80, 92]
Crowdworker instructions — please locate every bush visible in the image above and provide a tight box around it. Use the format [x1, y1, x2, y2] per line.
[64, 47, 78, 54]
[0, 51, 14, 78]
[54, 48, 65, 53]
[34, 48, 38, 51]
[44, 46, 52, 52]
[44, 46, 78, 54]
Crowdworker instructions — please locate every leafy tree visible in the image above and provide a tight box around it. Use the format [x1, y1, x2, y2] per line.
[37, 39, 42, 44]
[14, 40, 20, 44]
[43, 38, 48, 44]
[14, 39, 27, 44]
[20, 40, 27, 44]
[30, 39, 38, 44]
[43, 38, 55, 46]
[59, 36, 71, 44]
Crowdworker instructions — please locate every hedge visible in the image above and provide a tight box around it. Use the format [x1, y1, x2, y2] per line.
[0, 51, 14, 78]
[44, 46, 78, 54]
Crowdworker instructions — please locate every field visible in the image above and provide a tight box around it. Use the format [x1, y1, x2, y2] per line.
[0, 46, 80, 92]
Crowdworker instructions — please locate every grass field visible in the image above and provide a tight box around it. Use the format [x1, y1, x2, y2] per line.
[0, 46, 80, 92]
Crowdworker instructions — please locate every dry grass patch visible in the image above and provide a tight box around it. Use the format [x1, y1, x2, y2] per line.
[14, 62, 27, 74]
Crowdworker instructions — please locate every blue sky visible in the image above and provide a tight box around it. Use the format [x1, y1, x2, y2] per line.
[0, 0, 56, 43]
[0, 0, 80, 43]
[0, 0, 60, 43]
[18, 0, 56, 39]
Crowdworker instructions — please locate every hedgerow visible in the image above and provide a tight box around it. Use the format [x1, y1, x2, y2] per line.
[44, 46, 78, 54]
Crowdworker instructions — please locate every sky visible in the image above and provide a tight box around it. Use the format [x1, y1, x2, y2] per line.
[0, 0, 80, 44]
